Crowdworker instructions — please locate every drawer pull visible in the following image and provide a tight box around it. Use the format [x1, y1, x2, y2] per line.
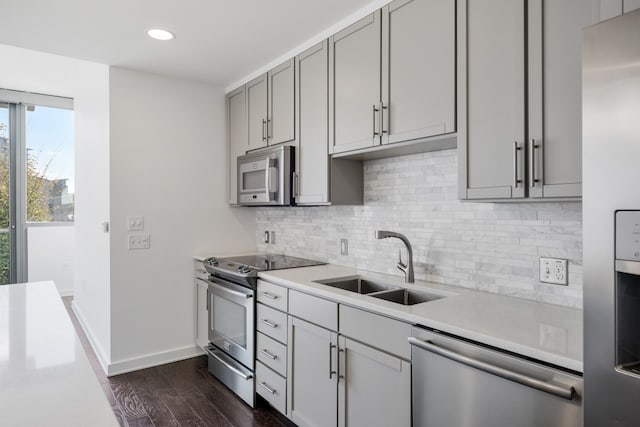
[260, 349, 278, 360]
[259, 381, 276, 395]
[260, 291, 279, 300]
[261, 319, 278, 328]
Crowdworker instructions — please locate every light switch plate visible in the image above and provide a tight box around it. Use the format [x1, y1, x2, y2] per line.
[127, 216, 144, 231]
[340, 239, 348, 256]
[128, 234, 150, 250]
[539, 257, 568, 285]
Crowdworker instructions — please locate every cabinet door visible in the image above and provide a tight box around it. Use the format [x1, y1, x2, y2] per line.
[624, 0, 640, 13]
[195, 279, 208, 349]
[329, 11, 382, 154]
[337, 337, 411, 427]
[458, 0, 526, 199]
[527, 0, 593, 198]
[288, 316, 338, 427]
[246, 73, 268, 151]
[268, 59, 295, 145]
[295, 40, 330, 205]
[382, 0, 455, 145]
[226, 86, 247, 205]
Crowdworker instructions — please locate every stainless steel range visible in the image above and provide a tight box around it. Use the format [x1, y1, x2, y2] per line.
[203, 254, 325, 407]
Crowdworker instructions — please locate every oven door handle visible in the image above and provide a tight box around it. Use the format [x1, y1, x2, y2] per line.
[208, 279, 254, 300]
[205, 346, 253, 380]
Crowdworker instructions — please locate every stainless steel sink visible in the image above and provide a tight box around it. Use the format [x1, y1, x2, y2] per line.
[314, 276, 397, 294]
[369, 288, 445, 305]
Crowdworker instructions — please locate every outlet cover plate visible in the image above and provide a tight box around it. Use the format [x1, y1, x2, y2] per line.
[539, 257, 568, 285]
[340, 239, 348, 256]
[128, 234, 150, 250]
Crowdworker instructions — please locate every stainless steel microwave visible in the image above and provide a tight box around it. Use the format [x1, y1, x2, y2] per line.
[237, 145, 294, 206]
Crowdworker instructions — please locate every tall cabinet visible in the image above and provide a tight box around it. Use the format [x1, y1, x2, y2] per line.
[458, 0, 593, 200]
[329, 0, 455, 155]
[226, 86, 247, 205]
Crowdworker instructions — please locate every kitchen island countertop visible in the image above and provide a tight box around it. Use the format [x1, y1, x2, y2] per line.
[259, 264, 583, 373]
[0, 281, 118, 426]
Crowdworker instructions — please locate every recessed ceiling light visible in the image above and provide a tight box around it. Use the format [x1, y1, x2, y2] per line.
[147, 29, 175, 41]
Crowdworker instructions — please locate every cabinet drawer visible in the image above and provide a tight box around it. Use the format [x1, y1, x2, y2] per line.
[257, 332, 287, 377]
[257, 280, 288, 311]
[339, 305, 412, 360]
[289, 290, 338, 331]
[257, 303, 288, 344]
[256, 362, 286, 415]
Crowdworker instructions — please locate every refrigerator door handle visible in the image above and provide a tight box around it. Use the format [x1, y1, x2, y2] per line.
[408, 337, 575, 400]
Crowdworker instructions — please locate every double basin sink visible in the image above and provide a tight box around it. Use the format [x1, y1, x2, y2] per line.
[313, 276, 445, 306]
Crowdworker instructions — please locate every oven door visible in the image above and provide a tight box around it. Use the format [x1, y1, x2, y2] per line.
[207, 276, 255, 369]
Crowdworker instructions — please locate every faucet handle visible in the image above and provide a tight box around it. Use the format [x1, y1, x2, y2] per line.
[397, 249, 407, 269]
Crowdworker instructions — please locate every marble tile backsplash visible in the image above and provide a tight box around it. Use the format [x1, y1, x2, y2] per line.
[256, 149, 583, 308]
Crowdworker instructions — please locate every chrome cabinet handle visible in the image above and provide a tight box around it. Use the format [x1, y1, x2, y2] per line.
[329, 343, 337, 379]
[261, 319, 278, 328]
[258, 381, 276, 394]
[267, 119, 272, 141]
[408, 337, 575, 400]
[260, 348, 277, 360]
[372, 104, 380, 137]
[293, 171, 299, 198]
[337, 347, 345, 382]
[380, 102, 388, 135]
[513, 141, 522, 188]
[260, 291, 279, 300]
[529, 138, 540, 188]
[262, 119, 267, 142]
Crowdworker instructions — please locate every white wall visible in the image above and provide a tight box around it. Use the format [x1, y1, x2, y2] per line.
[27, 226, 75, 295]
[108, 67, 255, 373]
[0, 44, 111, 368]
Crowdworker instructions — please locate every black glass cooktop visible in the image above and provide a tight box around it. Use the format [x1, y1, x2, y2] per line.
[223, 254, 326, 271]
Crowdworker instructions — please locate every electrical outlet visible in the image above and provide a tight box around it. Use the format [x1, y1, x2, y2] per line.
[128, 234, 150, 250]
[539, 257, 568, 285]
[127, 216, 144, 231]
[264, 231, 270, 244]
[270, 231, 276, 244]
[340, 239, 348, 256]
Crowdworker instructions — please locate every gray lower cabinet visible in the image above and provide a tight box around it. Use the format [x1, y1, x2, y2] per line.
[287, 316, 338, 427]
[458, 0, 592, 200]
[226, 86, 247, 205]
[338, 337, 411, 427]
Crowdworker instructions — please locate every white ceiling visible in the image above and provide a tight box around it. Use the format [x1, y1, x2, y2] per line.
[0, 0, 378, 87]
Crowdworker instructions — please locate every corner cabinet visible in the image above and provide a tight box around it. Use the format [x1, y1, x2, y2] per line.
[329, 0, 456, 155]
[226, 86, 247, 205]
[246, 59, 295, 152]
[458, 0, 594, 200]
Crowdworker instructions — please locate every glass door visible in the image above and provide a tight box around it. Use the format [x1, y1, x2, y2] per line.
[0, 104, 13, 284]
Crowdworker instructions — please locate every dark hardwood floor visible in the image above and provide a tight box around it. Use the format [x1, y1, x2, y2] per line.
[62, 297, 293, 427]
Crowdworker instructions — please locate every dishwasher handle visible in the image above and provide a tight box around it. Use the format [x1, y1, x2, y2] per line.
[408, 337, 575, 400]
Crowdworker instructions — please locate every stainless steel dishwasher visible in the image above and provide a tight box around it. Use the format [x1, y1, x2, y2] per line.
[409, 327, 583, 427]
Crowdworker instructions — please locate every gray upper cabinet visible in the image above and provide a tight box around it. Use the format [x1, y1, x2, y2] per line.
[246, 73, 268, 151]
[295, 40, 364, 206]
[458, 0, 526, 200]
[226, 86, 247, 205]
[599, 0, 640, 20]
[330, 0, 456, 156]
[527, 0, 593, 198]
[381, 0, 455, 146]
[268, 59, 295, 146]
[459, 0, 591, 200]
[246, 60, 295, 152]
[329, 12, 382, 154]
[295, 41, 330, 205]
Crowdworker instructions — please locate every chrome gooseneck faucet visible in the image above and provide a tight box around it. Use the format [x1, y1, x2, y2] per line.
[375, 230, 414, 283]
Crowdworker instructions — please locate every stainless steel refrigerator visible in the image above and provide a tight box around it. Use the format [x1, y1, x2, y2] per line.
[583, 9, 640, 426]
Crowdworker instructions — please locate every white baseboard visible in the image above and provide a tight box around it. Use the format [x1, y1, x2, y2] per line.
[107, 345, 206, 376]
[58, 289, 74, 297]
[71, 301, 110, 375]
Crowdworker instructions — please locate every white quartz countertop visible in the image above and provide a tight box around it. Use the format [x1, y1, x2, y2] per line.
[0, 281, 118, 427]
[258, 264, 583, 372]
